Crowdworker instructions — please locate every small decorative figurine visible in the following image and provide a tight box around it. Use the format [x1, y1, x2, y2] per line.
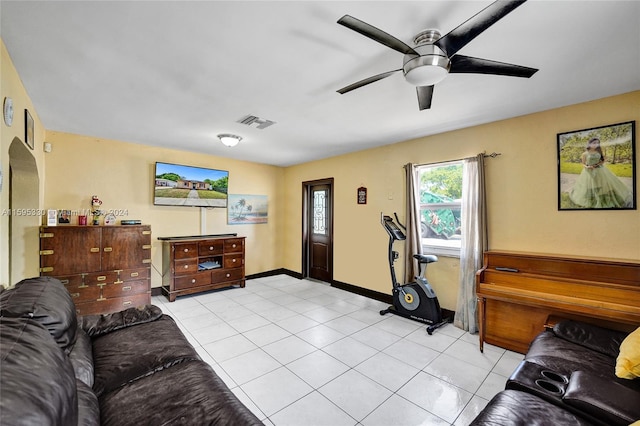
[91, 195, 103, 225]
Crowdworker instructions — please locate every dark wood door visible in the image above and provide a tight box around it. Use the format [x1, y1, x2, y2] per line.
[303, 179, 333, 282]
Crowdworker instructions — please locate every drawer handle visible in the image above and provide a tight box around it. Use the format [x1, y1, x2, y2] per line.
[232, 259, 237, 263]
[104, 247, 113, 252]
[97, 276, 106, 281]
[232, 244, 237, 248]
[70, 292, 80, 298]
[60, 279, 70, 285]
[184, 265, 189, 269]
[209, 246, 214, 250]
[122, 286, 132, 291]
[226, 273, 230, 278]
[130, 272, 139, 277]
[90, 248, 100, 253]
[123, 301, 132, 306]
[191, 279, 196, 283]
[183, 248, 189, 253]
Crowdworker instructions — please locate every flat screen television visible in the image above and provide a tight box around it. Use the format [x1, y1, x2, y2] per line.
[154, 162, 228, 208]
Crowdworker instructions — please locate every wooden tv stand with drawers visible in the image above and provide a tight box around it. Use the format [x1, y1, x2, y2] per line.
[160, 234, 245, 302]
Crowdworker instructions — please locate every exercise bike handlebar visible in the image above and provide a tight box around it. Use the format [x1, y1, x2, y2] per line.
[381, 213, 406, 241]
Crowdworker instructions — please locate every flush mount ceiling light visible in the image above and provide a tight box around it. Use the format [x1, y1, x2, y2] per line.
[402, 30, 450, 86]
[217, 134, 242, 147]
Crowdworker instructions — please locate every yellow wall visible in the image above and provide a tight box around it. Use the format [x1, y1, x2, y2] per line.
[0, 40, 47, 287]
[3, 34, 639, 310]
[42, 132, 285, 288]
[283, 91, 640, 310]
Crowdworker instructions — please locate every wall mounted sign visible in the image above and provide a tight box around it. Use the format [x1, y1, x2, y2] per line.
[357, 187, 367, 204]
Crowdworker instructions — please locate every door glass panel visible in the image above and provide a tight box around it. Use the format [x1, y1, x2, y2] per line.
[313, 189, 327, 235]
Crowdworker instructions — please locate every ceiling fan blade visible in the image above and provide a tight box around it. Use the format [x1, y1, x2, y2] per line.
[416, 85, 434, 110]
[435, 0, 528, 57]
[338, 15, 418, 56]
[450, 55, 538, 78]
[337, 69, 401, 94]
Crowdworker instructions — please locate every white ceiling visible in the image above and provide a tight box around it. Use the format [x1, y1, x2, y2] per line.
[2, 1, 639, 167]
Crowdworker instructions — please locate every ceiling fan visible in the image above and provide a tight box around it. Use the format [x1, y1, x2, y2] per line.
[336, 0, 538, 110]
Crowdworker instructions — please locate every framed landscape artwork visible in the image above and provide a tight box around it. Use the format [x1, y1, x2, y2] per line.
[557, 121, 636, 210]
[228, 194, 268, 224]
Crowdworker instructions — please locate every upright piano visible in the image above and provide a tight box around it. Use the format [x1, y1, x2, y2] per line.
[476, 250, 640, 353]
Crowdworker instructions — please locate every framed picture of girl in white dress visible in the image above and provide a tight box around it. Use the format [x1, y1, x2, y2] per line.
[557, 121, 635, 210]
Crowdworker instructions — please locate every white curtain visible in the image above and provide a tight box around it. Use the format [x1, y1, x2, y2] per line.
[454, 154, 487, 333]
[404, 163, 423, 283]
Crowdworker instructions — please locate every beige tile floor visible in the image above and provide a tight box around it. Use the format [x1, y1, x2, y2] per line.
[152, 275, 523, 426]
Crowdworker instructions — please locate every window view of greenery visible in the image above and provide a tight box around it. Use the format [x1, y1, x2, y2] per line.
[418, 162, 463, 250]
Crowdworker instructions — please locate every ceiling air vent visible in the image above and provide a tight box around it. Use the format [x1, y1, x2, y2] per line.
[236, 115, 276, 130]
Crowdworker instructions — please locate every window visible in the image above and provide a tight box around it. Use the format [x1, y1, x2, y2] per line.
[312, 188, 328, 235]
[417, 161, 463, 257]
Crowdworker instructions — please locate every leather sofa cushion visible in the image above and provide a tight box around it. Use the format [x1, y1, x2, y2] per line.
[0, 317, 78, 425]
[79, 304, 163, 337]
[92, 315, 200, 396]
[526, 331, 615, 376]
[77, 379, 100, 426]
[563, 371, 640, 426]
[99, 359, 262, 426]
[553, 320, 628, 358]
[0, 276, 77, 353]
[470, 389, 595, 426]
[526, 331, 640, 394]
[69, 325, 94, 387]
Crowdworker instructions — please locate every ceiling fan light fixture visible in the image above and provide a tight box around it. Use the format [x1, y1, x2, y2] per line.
[337, 2, 536, 110]
[217, 133, 242, 147]
[403, 51, 451, 86]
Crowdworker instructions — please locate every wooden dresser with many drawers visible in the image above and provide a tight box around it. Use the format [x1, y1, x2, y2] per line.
[160, 234, 245, 302]
[39, 225, 152, 315]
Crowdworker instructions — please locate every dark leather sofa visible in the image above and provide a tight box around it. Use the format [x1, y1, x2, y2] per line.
[0, 276, 262, 426]
[471, 320, 640, 426]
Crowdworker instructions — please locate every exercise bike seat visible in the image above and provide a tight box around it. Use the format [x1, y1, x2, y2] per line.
[413, 254, 438, 264]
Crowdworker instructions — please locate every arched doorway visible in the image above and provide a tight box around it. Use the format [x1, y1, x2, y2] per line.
[8, 137, 40, 285]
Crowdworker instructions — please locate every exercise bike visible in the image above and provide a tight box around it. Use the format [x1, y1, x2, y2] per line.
[380, 213, 452, 334]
